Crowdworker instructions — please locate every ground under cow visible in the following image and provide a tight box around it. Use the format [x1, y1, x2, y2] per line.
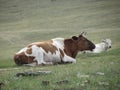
[14, 33, 95, 66]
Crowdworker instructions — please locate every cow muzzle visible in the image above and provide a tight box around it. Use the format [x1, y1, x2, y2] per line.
[89, 44, 95, 51]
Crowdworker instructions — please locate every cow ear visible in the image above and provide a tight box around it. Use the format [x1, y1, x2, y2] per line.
[72, 36, 78, 41]
[101, 39, 106, 42]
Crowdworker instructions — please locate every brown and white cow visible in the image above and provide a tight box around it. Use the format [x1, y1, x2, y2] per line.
[14, 33, 95, 66]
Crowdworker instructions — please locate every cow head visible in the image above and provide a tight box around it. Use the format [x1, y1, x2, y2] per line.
[102, 39, 112, 48]
[72, 32, 95, 51]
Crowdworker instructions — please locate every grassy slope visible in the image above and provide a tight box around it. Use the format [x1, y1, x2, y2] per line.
[0, 49, 120, 90]
[0, 0, 120, 90]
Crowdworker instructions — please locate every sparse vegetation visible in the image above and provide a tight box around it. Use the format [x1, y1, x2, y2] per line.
[0, 0, 120, 90]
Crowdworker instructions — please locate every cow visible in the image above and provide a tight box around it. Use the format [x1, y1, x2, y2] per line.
[14, 32, 95, 66]
[83, 39, 112, 53]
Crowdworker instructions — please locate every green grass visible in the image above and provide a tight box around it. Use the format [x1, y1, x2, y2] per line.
[0, 0, 120, 90]
[0, 49, 120, 90]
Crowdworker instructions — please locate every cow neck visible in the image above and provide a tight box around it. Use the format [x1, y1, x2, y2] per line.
[64, 39, 78, 58]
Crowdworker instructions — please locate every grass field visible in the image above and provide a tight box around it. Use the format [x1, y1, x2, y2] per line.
[0, 0, 120, 90]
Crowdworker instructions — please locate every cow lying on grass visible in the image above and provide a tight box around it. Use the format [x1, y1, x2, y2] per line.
[14, 32, 95, 66]
[83, 39, 112, 53]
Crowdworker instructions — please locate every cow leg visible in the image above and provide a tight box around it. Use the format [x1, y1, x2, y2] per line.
[35, 53, 53, 65]
[62, 55, 76, 64]
[33, 50, 47, 65]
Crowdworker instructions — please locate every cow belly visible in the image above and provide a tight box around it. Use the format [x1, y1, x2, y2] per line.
[25, 45, 62, 64]
[44, 51, 61, 63]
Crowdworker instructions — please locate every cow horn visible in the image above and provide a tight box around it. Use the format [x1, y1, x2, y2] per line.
[81, 32, 85, 35]
[101, 39, 106, 42]
[80, 32, 87, 37]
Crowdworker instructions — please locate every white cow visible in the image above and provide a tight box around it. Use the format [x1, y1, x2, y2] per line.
[84, 39, 112, 53]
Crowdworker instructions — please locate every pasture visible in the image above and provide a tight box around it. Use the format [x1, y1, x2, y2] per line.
[0, 0, 120, 90]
